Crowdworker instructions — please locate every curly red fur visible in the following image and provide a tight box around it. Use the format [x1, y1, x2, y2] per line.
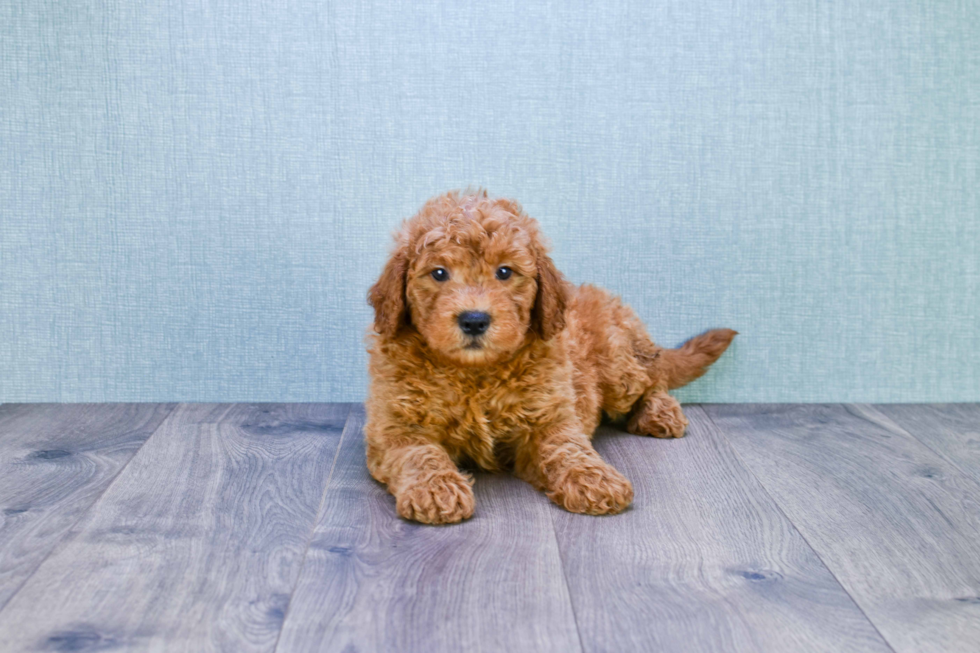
[365, 191, 736, 524]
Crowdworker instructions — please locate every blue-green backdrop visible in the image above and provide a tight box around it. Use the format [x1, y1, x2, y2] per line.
[2, 1, 978, 403]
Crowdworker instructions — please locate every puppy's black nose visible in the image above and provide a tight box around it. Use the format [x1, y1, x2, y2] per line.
[458, 311, 491, 336]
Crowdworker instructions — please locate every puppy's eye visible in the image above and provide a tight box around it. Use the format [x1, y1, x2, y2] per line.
[431, 268, 449, 282]
[495, 266, 513, 280]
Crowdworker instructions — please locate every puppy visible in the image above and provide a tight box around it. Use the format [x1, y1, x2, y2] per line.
[366, 190, 736, 524]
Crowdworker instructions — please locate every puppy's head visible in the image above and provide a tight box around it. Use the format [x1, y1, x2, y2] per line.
[369, 190, 568, 365]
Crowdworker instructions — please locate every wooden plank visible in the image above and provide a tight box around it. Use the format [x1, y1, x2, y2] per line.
[275, 405, 582, 653]
[0, 403, 175, 611]
[553, 406, 891, 653]
[705, 404, 980, 653]
[865, 404, 980, 480]
[0, 403, 350, 653]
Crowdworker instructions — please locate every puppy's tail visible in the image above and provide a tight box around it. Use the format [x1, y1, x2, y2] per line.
[659, 329, 737, 390]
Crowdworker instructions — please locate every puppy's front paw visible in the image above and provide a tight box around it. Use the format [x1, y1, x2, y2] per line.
[628, 392, 689, 438]
[549, 463, 633, 515]
[395, 473, 475, 525]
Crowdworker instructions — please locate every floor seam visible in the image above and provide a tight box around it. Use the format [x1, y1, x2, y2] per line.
[271, 402, 354, 653]
[698, 404, 899, 653]
[548, 505, 588, 653]
[856, 403, 978, 482]
[0, 402, 180, 617]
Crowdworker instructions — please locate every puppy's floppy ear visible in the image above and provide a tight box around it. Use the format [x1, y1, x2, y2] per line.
[368, 244, 410, 338]
[531, 250, 569, 340]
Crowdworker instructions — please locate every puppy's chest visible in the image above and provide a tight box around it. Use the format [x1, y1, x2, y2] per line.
[428, 374, 537, 467]
[439, 376, 530, 433]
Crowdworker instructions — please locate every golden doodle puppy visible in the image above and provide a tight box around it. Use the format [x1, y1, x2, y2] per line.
[366, 190, 736, 524]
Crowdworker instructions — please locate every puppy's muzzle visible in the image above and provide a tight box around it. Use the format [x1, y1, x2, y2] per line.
[458, 311, 491, 336]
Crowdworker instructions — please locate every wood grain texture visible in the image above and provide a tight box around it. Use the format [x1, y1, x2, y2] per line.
[553, 406, 891, 653]
[705, 404, 980, 653]
[275, 405, 582, 653]
[0, 403, 175, 611]
[864, 404, 980, 480]
[0, 403, 350, 653]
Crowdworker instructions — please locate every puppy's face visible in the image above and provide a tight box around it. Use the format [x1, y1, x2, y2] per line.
[406, 227, 538, 365]
[369, 192, 567, 366]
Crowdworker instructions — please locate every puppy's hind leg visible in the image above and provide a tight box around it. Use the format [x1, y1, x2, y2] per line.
[626, 328, 737, 438]
[626, 388, 689, 438]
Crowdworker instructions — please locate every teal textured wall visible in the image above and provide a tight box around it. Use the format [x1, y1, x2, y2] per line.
[1, 1, 978, 402]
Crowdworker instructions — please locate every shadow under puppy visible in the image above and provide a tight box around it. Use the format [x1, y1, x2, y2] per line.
[366, 190, 736, 524]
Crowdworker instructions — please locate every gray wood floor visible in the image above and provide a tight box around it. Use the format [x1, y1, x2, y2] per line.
[0, 404, 977, 652]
